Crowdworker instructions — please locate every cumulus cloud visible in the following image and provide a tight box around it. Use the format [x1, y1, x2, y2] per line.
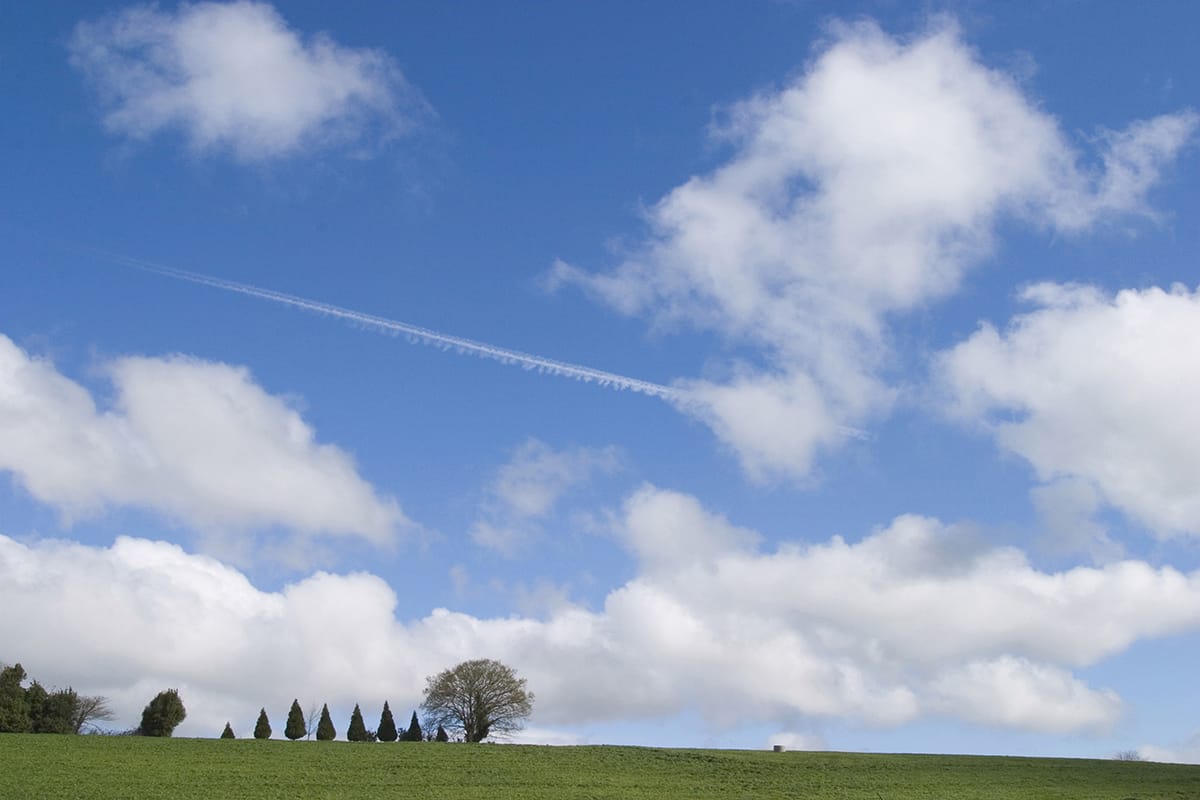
[553, 18, 1196, 479]
[939, 283, 1200, 538]
[5, 489, 1198, 737]
[615, 484, 760, 571]
[69, 1, 424, 160]
[0, 335, 405, 550]
[1139, 733, 1200, 764]
[470, 439, 618, 555]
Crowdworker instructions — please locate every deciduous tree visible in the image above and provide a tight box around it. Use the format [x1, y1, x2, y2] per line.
[72, 694, 116, 734]
[421, 659, 533, 743]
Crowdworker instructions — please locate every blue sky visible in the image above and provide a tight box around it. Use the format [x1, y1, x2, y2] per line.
[2, 0, 1200, 759]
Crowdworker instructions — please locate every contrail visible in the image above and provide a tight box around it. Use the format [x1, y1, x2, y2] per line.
[114, 255, 680, 400]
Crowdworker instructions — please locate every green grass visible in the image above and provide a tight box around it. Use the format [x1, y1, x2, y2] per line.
[1, 735, 1198, 799]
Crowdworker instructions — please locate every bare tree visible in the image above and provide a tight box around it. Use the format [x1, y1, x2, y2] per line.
[421, 659, 533, 743]
[73, 694, 116, 734]
[305, 704, 319, 741]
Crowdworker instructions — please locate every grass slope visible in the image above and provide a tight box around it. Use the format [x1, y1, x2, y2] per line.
[1, 735, 1198, 799]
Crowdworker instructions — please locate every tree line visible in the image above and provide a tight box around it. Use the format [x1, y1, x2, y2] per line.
[226, 699, 449, 742]
[2, 657, 532, 744]
[0, 662, 115, 735]
[224, 659, 532, 744]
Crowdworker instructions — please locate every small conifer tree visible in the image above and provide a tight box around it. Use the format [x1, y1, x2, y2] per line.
[254, 708, 271, 739]
[316, 703, 336, 741]
[285, 699, 306, 741]
[220, 722, 235, 739]
[404, 711, 423, 742]
[377, 701, 397, 743]
[435, 724, 449, 742]
[345, 705, 367, 743]
[347, 703, 368, 742]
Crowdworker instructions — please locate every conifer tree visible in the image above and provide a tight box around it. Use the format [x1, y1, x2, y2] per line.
[254, 708, 271, 739]
[404, 710, 423, 742]
[285, 699, 306, 741]
[435, 724, 449, 742]
[316, 703, 336, 741]
[139, 689, 186, 737]
[347, 703, 368, 742]
[0, 664, 30, 734]
[221, 722, 235, 739]
[377, 701, 397, 743]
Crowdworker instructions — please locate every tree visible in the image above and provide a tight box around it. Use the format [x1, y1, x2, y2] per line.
[139, 689, 186, 737]
[285, 699, 306, 741]
[403, 710, 423, 743]
[220, 722, 236, 739]
[24, 681, 49, 732]
[72, 694, 116, 734]
[315, 703, 336, 741]
[305, 704, 319, 741]
[254, 708, 272, 740]
[377, 701, 397, 743]
[346, 704, 368, 742]
[435, 724, 449, 743]
[30, 685, 78, 734]
[421, 659, 533, 743]
[0, 663, 31, 733]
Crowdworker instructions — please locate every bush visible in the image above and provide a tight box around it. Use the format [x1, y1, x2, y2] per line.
[139, 689, 186, 737]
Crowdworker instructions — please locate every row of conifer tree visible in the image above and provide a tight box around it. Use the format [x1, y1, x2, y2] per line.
[221, 699, 449, 742]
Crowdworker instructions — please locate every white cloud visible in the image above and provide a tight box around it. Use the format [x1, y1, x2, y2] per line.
[616, 484, 760, 571]
[69, 1, 423, 160]
[939, 283, 1200, 537]
[929, 657, 1121, 734]
[554, 18, 1196, 480]
[1139, 733, 1200, 764]
[6, 489, 1199, 737]
[470, 439, 618, 555]
[0, 335, 404, 551]
[1031, 478, 1123, 562]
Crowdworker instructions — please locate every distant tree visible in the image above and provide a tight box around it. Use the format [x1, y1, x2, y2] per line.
[0, 663, 31, 733]
[1115, 750, 1144, 761]
[30, 685, 78, 734]
[305, 704, 319, 741]
[24, 680, 49, 732]
[403, 711, 423, 743]
[0, 664, 112, 735]
[435, 724, 449, 743]
[316, 704, 336, 741]
[422, 659, 533, 743]
[377, 701, 397, 743]
[221, 722, 236, 739]
[346, 704, 368, 742]
[285, 699, 306, 741]
[139, 689, 186, 737]
[254, 708, 272, 740]
[72, 694, 116, 734]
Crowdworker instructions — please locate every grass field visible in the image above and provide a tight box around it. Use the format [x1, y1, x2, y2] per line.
[1, 735, 1198, 799]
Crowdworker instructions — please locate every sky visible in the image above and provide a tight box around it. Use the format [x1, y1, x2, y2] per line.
[1, 0, 1199, 760]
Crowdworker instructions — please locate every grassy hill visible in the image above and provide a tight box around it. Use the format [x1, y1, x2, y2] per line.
[2, 734, 1198, 799]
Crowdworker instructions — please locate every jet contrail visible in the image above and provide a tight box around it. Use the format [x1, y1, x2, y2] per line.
[115, 255, 680, 400]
